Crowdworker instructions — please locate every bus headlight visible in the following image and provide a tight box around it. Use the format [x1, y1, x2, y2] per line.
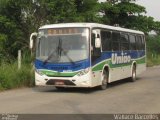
[35, 69, 44, 76]
[77, 68, 89, 76]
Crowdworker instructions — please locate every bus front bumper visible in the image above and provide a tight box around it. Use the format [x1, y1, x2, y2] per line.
[35, 71, 92, 88]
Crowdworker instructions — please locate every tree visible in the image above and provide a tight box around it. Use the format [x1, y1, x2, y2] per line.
[0, 0, 24, 58]
[100, 0, 156, 34]
[74, 0, 101, 22]
[153, 21, 160, 35]
[147, 35, 160, 54]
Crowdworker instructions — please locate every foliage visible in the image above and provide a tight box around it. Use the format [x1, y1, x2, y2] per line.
[0, 1, 24, 58]
[146, 35, 160, 54]
[146, 35, 160, 67]
[0, 61, 34, 91]
[153, 21, 160, 35]
[0, 52, 35, 90]
[147, 54, 160, 67]
[75, 0, 101, 22]
[100, 0, 157, 34]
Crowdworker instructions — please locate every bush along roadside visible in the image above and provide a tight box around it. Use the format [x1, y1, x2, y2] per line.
[147, 52, 160, 67]
[0, 62, 34, 91]
[146, 35, 160, 67]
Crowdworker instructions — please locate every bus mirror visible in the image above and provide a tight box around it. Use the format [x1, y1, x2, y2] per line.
[95, 37, 101, 48]
[30, 32, 37, 49]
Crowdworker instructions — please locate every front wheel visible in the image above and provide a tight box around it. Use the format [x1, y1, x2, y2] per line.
[99, 70, 108, 90]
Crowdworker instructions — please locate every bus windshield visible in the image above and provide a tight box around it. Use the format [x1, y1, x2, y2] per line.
[36, 28, 89, 63]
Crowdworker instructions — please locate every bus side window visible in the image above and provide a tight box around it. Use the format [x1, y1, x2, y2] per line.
[101, 31, 112, 51]
[136, 35, 143, 50]
[129, 34, 136, 50]
[120, 33, 129, 51]
[112, 32, 120, 51]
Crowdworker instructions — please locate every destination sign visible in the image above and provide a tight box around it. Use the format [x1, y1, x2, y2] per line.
[48, 28, 80, 35]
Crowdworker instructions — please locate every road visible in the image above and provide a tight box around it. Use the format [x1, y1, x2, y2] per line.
[0, 66, 160, 114]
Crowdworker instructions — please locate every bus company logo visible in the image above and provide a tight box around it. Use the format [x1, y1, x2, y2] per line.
[111, 53, 131, 65]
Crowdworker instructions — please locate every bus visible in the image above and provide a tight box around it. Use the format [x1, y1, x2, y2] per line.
[30, 23, 146, 90]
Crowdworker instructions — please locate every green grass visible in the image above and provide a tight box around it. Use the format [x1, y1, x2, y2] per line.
[0, 62, 34, 91]
[147, 53, 160, 67]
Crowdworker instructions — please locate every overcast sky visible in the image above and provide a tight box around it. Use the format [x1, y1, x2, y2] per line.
[99, 0, 160, 21]
[136, 0, 160, 21]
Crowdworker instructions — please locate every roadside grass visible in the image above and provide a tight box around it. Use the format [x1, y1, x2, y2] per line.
[0, 61, 34, 91]
[147, 53, 160, 67]
[146, 35, 160, 67]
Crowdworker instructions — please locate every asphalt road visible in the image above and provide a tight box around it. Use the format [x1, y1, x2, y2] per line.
[0, 66, 160, 114]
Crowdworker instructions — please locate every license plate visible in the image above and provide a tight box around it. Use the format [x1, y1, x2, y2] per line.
[55, 81, 64, 85]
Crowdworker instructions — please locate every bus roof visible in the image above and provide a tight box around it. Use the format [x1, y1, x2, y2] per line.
[39, 23, 144, 35]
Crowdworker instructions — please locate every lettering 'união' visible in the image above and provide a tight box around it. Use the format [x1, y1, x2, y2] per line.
[111, 53, 131, 65]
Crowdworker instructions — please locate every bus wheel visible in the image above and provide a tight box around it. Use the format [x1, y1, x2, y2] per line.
[130, 65, 136, 82]
[99, 70, 108, 90]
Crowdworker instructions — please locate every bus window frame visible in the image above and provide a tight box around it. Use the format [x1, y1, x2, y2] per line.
[120, 32, 130, 51]
[129, 33, 137, 51]
[111, 31, 121, 51]
[100, 30, 112, 52]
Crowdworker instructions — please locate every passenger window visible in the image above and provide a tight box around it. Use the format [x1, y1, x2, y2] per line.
[101, 31, 112, 51]
[112, 32, 120, 51]
[136, 35, 143, 50]
[120, 33, 129, 50]
[129, 34, 136, 50]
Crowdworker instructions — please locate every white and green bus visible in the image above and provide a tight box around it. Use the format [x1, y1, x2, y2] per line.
[30, 23, 146, 90]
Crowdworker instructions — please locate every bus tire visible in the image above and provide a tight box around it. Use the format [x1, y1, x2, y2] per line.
[99, 70, 108, 90]
[130, 65, 136, 82]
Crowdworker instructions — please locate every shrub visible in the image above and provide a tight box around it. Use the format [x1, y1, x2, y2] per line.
[0, 60, 34, 91]
[146, 35, 160, 67]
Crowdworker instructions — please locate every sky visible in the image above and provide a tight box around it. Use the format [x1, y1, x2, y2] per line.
[136, 0, 160, 21]
[99, 0, 160, 21]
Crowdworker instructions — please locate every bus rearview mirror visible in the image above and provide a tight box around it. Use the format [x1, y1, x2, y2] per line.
[95, 38, 101, 48]
[30, 32, 37, 49]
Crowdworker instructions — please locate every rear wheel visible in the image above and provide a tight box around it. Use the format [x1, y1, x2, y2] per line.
[99, 70, 108, 90]
[130, 65, 136, 82]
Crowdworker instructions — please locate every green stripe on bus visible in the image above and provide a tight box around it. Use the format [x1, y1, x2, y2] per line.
[92, 59, 111, 71]
[41, 70, 78, 77]
[92, 57, 146, 71]
[136, 57, 146, 64]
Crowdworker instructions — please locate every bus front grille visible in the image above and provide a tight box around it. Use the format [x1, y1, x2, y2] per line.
[46, 79, 76, 86]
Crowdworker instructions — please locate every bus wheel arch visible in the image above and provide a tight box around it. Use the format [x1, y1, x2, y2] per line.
[130, 62, 137, 82]
[99, 66, 109, 90]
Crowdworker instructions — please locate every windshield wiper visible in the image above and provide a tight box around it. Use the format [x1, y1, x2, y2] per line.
[61, 48, 75, 65]
[43, 38, 62, 65]
[43, 49, 57, 65]
[57, 38, 75, 64]
[43, 37, 75, 65]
